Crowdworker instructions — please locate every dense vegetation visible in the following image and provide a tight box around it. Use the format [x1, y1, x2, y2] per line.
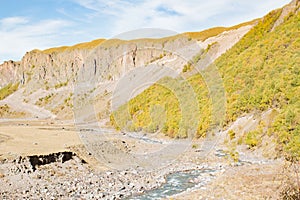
[111, 9, 300, 158]
[110, 76, 210, 138]
[215, 9, 300, 158]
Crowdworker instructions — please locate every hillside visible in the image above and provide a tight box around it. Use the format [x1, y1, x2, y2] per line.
[0, 1, 298, 160]
[0, 19, 254, 122]
[0, 1, 299, 199]
[111, 2, 300, 159]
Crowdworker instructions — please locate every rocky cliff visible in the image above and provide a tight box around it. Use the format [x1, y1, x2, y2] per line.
[0, 1, 297, 121]
[0, 19, 257, 121]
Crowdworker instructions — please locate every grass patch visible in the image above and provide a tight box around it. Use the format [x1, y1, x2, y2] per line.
[182, 62, 192, 73]
[244, 130, 261, 149]
[43, 39, 105, 54]
[36, 94, 54, 106]
[228, 130, 236, 140]
[54, 81, 68, 89]
[0, 104, 25, 117]
[0, 83, 19, 100]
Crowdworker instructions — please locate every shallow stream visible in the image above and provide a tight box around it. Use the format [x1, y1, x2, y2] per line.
[127, 169, 215, 200]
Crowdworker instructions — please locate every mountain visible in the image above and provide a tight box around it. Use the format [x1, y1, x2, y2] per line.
[0, 19, 255, 120]
[0, 0, 299, 159]
[111, 0, 300, 159]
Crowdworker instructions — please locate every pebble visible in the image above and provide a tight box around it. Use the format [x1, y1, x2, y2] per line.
[0, 153, 223, 199]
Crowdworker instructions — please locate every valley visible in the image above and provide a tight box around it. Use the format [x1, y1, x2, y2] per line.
[0, 0, 299, 199]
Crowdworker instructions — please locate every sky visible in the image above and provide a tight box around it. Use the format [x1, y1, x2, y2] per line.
[0, 0, 291, 63]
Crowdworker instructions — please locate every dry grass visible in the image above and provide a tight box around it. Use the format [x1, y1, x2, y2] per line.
[0, 104, 26, 118]
[39, 19, 258, 54]
[43, 39, 105, 54]
[0, 83, 19, 100]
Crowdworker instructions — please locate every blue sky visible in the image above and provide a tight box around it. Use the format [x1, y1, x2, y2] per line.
[0, 0, 291, 62]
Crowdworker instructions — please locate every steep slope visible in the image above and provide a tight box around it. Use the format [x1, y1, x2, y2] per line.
[216, 5, 299, 159]
[111, 2, 300, 158]
[0, 21, 254, 120]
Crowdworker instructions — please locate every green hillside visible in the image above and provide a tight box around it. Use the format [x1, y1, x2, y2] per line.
[110, 75, 211, 138]
[215, 9, 300, 159]
[111, 9, 300, 158]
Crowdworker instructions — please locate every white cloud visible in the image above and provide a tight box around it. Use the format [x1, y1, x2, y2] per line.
[73, 0, 290, 36]
[0, 17, 71, 62]
[0, 17, 29, 29]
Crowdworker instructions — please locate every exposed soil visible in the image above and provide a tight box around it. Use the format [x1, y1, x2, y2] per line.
[0, 119, 297, 199]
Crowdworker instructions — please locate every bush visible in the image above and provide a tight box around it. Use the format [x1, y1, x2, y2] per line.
[230, 150, 239, 162]
[110, 8, 300, 160]
[182, 62, 191, 73]
[245, 130, 261, 149]
[228, 130, 236, 140]
[54, 81, 68, 89]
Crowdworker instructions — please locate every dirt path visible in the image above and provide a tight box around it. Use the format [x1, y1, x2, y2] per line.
[0, 88, 56, 119]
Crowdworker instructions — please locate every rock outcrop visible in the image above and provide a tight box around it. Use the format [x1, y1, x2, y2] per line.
[0, 21, 256, 120]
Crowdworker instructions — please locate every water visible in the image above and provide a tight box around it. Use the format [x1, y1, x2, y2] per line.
[125, 132, 164, 144]
[127, 169, 215, 200]
[215, 149, 227, 158]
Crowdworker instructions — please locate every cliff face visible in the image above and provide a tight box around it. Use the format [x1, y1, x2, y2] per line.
[0, 22, 256, 89]
[0, 19, 256, 120]
[0, 0, 297, 123]
[0, 60, 22, 86]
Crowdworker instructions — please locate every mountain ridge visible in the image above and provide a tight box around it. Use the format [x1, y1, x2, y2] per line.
[0, 1, 298, 159]
[111, 0, 300, 158]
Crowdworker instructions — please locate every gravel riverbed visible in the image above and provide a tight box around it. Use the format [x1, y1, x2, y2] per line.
[0, 151, 225, 199]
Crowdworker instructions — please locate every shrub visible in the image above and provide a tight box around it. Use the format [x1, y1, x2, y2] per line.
[228, 130, 236, 140]
[54, 81, 68, 89]
[245, 130, 261, 149]
[182, 62, 191, 73]
[110, 8, 300, 159]
[230, 150, 239, 162]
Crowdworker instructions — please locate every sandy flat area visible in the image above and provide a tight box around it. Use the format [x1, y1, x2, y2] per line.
[0, 121, 82, 159]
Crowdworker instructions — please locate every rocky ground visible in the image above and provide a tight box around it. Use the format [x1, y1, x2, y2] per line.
[0, 120, 220, 199]
[0, 142, 223, 199]
[0, 120, 298, 199]
[172, 160, 289, 200]
[0, 153, 165, 199]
